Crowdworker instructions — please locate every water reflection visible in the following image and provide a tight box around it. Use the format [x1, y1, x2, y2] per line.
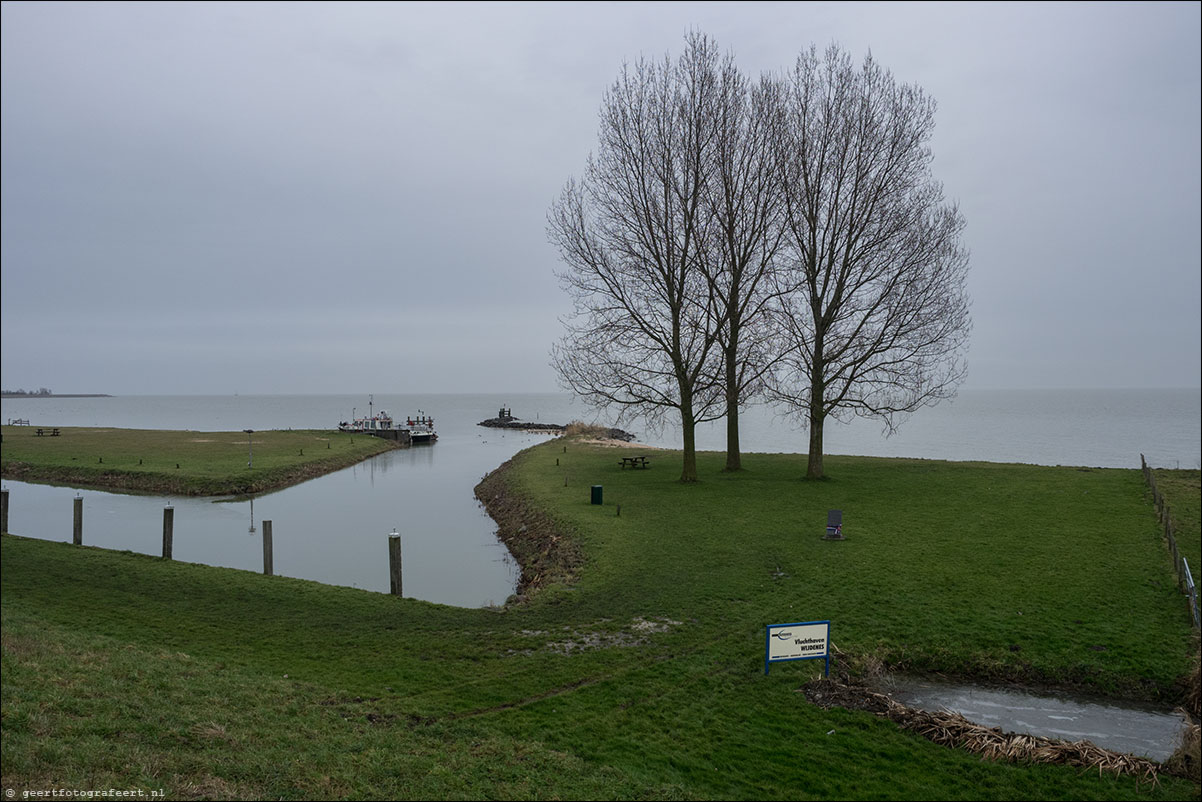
[1, 439, 527, 607]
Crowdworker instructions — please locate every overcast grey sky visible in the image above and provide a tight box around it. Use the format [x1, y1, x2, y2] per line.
[2, 1, 1199, 395]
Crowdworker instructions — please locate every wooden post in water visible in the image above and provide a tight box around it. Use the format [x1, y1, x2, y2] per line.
[263, 520, 274, 576]
[162, 506, 174, 559]
[73, 496, 83, 545]
[388, 530, 402, 597]
[1, 488, 8, 534]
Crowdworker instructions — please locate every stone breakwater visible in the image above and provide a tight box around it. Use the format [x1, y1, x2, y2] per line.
[585, 427, 637, 442]
[477, 417, 566, 433]
[476, 414, 636, 442]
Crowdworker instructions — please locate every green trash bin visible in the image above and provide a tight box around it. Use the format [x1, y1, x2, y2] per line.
[591, 485, 603, 505]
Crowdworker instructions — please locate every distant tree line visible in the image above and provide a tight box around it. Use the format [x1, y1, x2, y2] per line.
[2, 388, 53, 397]
[550, 34, 971, 481]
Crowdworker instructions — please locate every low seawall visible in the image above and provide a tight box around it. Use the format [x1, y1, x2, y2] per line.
[477, 416, 636, 441]
[478, 417, 564, 433]
[366, 429, 412, 445]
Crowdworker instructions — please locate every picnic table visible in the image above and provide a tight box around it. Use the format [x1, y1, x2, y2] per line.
[619, 455, 651, 470]
[35, 428, 61, 437]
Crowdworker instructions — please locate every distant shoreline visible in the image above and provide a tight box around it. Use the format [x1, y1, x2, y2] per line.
[1, 394, 112, 399]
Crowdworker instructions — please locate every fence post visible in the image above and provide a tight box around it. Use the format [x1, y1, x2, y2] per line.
[73, 496, 83, 545]
[162, 505, 174, 559]
[1, 488, 8, 534]
[1166, 521, 1180, 587]
[1184, 558, 1199, 630]
[263, 520, 273, 576]
[388, 530, 402, 597]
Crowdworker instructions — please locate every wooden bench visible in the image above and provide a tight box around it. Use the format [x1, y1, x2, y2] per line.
[35, 428, 61, 437]
[619, 455, 650, 470]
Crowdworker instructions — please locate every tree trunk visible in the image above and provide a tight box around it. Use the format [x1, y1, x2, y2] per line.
[723, 346, 742, 471]
[680, 414, 699, 483]
[806, 362, 825, 479]
[806, 410, 824, 479]
[678, 383, 700, 482]
[724, 409, 741, 471]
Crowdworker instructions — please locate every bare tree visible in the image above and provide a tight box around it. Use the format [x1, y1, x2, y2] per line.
[549, 35, 727, 482]
[769, 45, 972, 479]
[702, 60, 788, 472]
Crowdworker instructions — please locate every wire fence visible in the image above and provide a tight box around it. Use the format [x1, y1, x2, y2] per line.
[1141, 454, 1200, 629]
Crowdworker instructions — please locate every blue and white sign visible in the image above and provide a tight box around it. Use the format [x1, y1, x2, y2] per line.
[765, 620, 830, 675]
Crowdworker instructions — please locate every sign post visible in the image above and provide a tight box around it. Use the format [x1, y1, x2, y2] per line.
[765, 620, 830, 676]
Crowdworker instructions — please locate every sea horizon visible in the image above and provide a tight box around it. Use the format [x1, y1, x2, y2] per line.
[5, 383, 1201, 397]
[3, 387, 1199, 471]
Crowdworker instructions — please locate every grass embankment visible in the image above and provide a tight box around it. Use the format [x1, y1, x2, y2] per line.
[0, 426, 399, 496]
[2, 440, 1199, 800]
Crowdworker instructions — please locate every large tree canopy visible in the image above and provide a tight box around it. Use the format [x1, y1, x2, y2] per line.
[702, 58, 787, 472]
[551, 38, 971, 482]
[549, 34, 727, 482]
[769, 45, 972, 478]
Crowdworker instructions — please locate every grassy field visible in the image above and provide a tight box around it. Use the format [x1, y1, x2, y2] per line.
[0, 425, 399, 495]
[504, 447, 1199, 696]
[2, 438, 1199, 800]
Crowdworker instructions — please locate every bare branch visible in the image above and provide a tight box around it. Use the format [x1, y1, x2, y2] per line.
[548, 34, 730, 481]
[768, 44, 972, 478]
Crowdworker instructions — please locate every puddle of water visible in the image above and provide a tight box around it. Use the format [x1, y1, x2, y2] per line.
[881, 676, 1190, 763]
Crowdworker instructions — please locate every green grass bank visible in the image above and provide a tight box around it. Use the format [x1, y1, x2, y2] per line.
[0, 425, 399, 496]
[2, 439, 1198, 800]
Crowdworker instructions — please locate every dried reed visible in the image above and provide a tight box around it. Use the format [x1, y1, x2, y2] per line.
[805, 677, 1169, 784]
[881, 696, 1162, 783]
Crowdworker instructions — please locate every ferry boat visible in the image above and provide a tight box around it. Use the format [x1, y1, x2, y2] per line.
[338, 409, 396, 433]
[338, 400, 436, 443]
[405, 412, 437, 443]
[338, 396, 397, 433]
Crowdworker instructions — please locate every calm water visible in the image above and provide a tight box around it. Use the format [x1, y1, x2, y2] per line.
[1, 394, 574, 607]
[2, 389, 1199, 606]
[883, 676, 1190, 762]
[690, 387, 1200, 470]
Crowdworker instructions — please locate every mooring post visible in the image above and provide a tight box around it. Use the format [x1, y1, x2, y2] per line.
[263, 520, 273, 576]
[73, 495, 83, 545]
[388, 529, 403, 597]
[1, 488, 8, 534]
[162, 505, 174, 559]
